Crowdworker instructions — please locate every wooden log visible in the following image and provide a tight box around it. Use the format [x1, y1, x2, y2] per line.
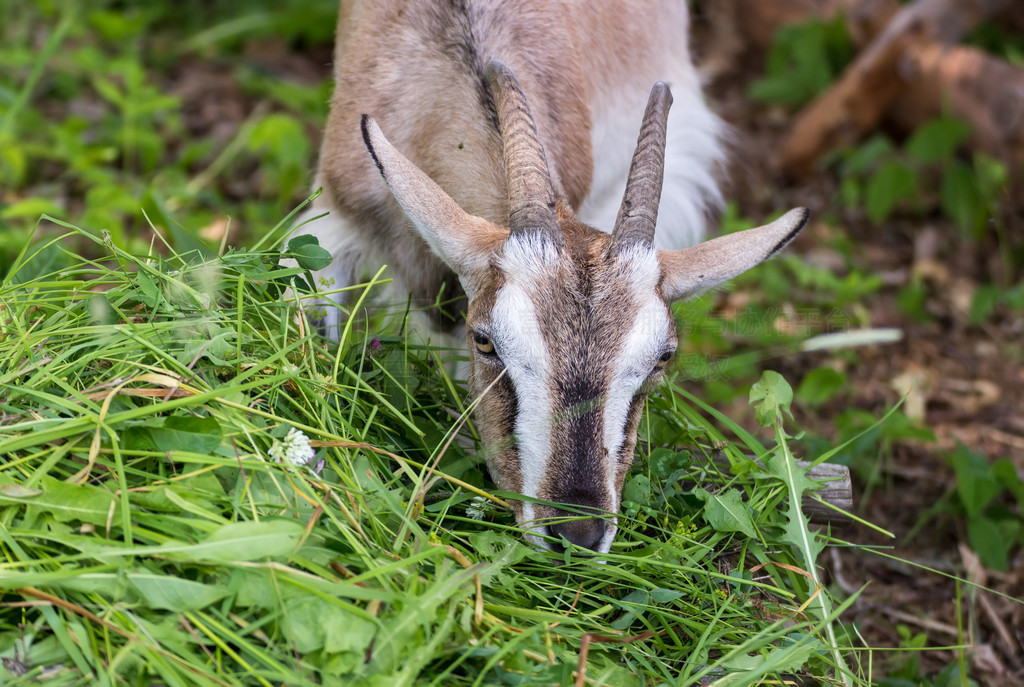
[776, 22, 920, 179]
[774, 0, 1013, 178]
[716, 0, 1019, 59]
[834, 0, 1024, 162]
[710, 0, 895, 55]
[425, 456, 854, 526]
[725, 0, 845, 53]
[888, 43, 1024, 161]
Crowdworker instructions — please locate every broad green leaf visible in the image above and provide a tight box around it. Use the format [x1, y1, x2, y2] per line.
[650, 588, 684, 604]
[865, 161, 917, 224]
[618, 589, 650, 606]
[648, 447, 689, 480]
[366, 561, 477, 674]
[468, 531, 533, 587]
[176, 328, 236, 366]
[796, 367, 847, 407]
[1, 197, 64, 220]
[967, 516, 1010, 572]
[0, 475, 117, 526]
[940, 161, 984, 237]
[749, 370, 793, 428]
[969, 284, 1000, 326]
[767, 447, 825, 565]
[622, 473, 651, 505]
[950, 444, 1000, 516]
[973, 153, 1008, 202]
[697, 487, 757, 538]
[611, 589, 650, 631]
[759, 635, 821, 676]
[748, 17, 852, 107]
[992, 458, 1024, 511]
[148, 414, 223, 454]
[159, 519, 304, 562]
[0, 484, 42, 498]
[55, 571, 131, 598]
[721, 653, 765, 671]
[0, 569, 129, 598]
[135, 270, 161, 304]
[841, 134, 894, 176]
[1002, 282, 1024, 310]
[286, 234, 320, 250]
[128, 484, 228, 524]
[129, 573, 228, 611]
[290, 242, 333, 271]
[248, 113, 309, 167]
[279, 594, 377, 654]
[905, 115, 970, 165]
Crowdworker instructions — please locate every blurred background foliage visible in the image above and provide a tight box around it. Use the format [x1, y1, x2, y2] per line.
[1, 0, 1022, 680]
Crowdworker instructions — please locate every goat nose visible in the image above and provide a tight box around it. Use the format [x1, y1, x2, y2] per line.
[548, 514, 606, 551]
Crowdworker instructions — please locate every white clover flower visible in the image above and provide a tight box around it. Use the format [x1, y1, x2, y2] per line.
[465, 496, 491, 521]
[269, 428, 315, 467]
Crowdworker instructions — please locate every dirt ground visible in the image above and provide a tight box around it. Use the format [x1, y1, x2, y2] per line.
[689, 15, 1024, 684]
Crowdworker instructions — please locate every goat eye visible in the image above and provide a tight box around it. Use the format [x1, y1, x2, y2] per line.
[473, 332, 495, 354]
[655, 350, 674, 369]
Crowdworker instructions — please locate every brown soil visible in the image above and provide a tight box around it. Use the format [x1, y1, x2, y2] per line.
[691, 13, 1024, 685]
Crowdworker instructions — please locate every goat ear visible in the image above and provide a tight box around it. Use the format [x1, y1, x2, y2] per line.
[361, 115, 507, 289]
[658, 208, 809, 302]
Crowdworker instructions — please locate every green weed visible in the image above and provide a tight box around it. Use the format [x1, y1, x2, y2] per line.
[0, 218, 873, 685]
[749, 15, 854, 107]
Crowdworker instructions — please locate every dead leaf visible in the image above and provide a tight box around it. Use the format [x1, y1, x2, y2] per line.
[891, 366, 931, 422]
[199, 218, 229, 242]
[971, 643, 1006, 676]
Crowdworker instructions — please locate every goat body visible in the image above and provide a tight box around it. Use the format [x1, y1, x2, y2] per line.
[303, 0, 724, 323]
[296, 0, 808, 553]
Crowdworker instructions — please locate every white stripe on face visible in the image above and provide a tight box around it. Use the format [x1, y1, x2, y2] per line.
[492, 234, 559, 543]
[490, 237, 668, 552]
[601, 246, 668, 515]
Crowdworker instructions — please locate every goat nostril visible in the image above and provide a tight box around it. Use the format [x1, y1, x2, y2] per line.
[548, 516, 606, 552]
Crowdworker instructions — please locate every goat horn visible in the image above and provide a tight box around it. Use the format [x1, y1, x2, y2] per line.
[611, 82, 673, 251]
[484, 60, 561, 245]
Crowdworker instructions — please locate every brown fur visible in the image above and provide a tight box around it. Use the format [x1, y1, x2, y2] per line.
[465, 208, 674, 535]
[314, 0, 691, 306]
[314, 1, 808, 551]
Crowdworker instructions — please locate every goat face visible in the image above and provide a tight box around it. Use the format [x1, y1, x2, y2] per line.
[361, 62, 808, 553]
[466, 224, 675, 553]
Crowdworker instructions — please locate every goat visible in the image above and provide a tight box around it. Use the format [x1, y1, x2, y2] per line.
[295, 0, 809, 553]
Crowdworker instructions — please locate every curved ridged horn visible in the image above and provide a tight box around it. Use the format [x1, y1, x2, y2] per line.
[611, 82, 673, 251]
[484, 60, 561, 245]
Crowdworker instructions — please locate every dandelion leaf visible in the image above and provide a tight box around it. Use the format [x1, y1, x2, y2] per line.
[696, 487, 757, 538]
[749, 370, 793, 428]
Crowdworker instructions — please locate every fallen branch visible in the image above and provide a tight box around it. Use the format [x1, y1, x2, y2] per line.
[765, 0, 1015, 177]
[776, 16, 921, 179]
[424, 454, 855, 526]
[724, 0, 846, 53]
[888, 43, 1024, 160]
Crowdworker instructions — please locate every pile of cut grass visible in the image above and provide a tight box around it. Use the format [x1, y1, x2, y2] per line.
[1, 218, 867, 686]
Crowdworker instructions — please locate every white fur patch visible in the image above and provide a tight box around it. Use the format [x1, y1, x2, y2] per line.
[492, 234, 560, 541]
[578, 79, 725, 250]
[601, 246, 670, 514]
[492, 238, 669, 553]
